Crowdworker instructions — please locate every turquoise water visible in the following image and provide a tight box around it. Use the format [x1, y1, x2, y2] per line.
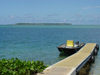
[0, 25, 100, 75]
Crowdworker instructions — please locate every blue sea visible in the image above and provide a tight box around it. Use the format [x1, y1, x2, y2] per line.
[0, 25, 100, 75]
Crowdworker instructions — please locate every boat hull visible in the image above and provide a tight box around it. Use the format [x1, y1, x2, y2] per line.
[57, 43, 85, 55]
[58, 47, 80, 54]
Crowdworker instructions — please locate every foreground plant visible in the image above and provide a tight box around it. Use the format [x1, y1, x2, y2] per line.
[0, 58, 47, 75]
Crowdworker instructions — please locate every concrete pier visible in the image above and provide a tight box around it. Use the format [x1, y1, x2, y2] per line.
[37, 43, 99, 75]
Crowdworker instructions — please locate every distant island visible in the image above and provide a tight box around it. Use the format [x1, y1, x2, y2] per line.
[15, 23, 72, 25]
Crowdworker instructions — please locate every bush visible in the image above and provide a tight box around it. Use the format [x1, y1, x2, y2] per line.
[0, 58, 47, 75]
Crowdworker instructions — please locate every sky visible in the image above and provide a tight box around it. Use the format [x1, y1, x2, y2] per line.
[0, 0, 100, 25]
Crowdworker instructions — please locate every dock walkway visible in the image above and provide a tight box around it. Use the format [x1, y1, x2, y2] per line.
[38, 43, 97, 75]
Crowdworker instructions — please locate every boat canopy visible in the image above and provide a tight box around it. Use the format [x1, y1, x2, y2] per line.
[66, 40, 74, 47]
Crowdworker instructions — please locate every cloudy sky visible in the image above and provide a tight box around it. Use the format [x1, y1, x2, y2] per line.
[0, 0, 100, 25]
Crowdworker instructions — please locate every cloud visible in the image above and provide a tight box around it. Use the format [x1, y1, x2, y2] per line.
[10, 16, 15, 19]
[82, 6, 100, 10]
[47, 13, 60, 17]
[65, 13, 100, 24]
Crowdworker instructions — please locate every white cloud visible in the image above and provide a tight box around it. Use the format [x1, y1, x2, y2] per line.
[83, 6, 100, 10]
[10, 16, 15, 19]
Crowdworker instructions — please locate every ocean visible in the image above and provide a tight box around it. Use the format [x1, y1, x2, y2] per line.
[0, 25, 100, 75]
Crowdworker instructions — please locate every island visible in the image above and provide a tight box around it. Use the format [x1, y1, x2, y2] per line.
[15, 23, 72, 25]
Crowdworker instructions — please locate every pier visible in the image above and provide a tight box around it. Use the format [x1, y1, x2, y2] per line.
[38, 43, 99, 75]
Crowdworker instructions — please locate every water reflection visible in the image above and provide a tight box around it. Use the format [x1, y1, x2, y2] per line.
[58, 52, 73, 60]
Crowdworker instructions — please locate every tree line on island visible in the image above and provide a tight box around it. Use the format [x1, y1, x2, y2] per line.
[15, 23, 72, 25]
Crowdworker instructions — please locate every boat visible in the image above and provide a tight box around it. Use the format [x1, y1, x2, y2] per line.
[57, 40, 85, 54]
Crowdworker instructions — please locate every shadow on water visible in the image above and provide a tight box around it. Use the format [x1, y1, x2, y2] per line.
[58, 52, 74, 60]
[59, 52, 72, 57]
[77, 60, 95, 75]
[58, 52, 95, 75]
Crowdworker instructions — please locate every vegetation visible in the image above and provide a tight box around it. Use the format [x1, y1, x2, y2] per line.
[0, 58, 47, 75]
[15, 23, 72, 25]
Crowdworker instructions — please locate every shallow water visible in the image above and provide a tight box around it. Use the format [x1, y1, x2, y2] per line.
[0, 25, 100, 75]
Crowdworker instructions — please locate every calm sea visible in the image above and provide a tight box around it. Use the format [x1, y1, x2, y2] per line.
[0, 25, 100, 75]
